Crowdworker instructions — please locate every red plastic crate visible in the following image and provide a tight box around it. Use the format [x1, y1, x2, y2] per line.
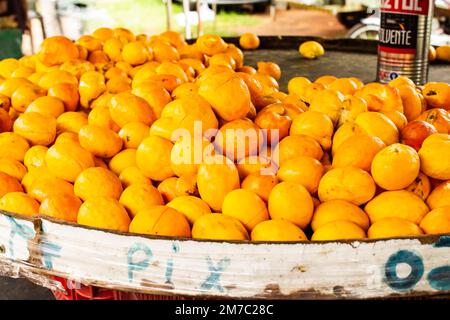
[51, 277, 184, 300]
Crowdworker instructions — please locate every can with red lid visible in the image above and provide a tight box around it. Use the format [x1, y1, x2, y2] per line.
[377, 0, 434, 84]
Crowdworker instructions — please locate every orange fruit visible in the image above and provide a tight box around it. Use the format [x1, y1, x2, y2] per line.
[251, 219, 307, 241]
[422, 82, 450, 109]
[23, 145, 48, 170]
[0, 58, 20, 78]
[45, 141, 95, 182]
[48, 82, 80, 112]
[436, 45, 450, 62]
[254, 103, 297, 142]
[113, 27, 135, 43]
[415, 108, 450, 134]
[287, 77, 312, 97]
[38, 70, 78, 91]
[108, 149, 137, 175]
[308, 89, 345, 124]
[79, 71, 106, 108]
[103, 37, 124, 62]
[198, 70, 251, 121]
[236, 156, 274, 179]
[131, 82, 171, 118]
[426, 180, 450, 209]
[13, 112, 57, 146]
[192, 213, 249, 240]
[170, 136, 214, 177]
[87, 104, 120, 132]
[0, 77, 32, 97]
[119, 182, 164, 218]
[318, 166, 376, 205]
[166, 196, 211, 225]
[419, 133, 450, 180]
[196, 155, 240, 211]
[119, 166, 152, 188]
[0, 172, 23, 197]
[117, 122, 149, 149]
[355, 82, 403, 113]
[0, 132, 30, 161]
[368, 217, 423, 239]
[11, 84, 46, 112]
[365, 190, 429, 224]
[151, 42, 180, 63]
[0, 192, 40, 216]
[77, 35, 102, 52]
[420, 206, 450, 235]
[405, 172, 431, 201]
[331, 122, 364, 155]
[55, 132, 79, 145]
[60, 59, 95, 79]
[74, 167, 122, 201]
[159, 31, 186, 49]
[38, 36, 79, 66]
[354, 111, 399, 145]
[328, 78, 358, 96]
[129, 206, 191, 237]
[0, 158, 26, 180]
[21, 167, 55, 192]
[338, 96, 369, 127]
[208, 53, 236, 70]
[311, 220, 366, 241]
[0, 93, 11, 111]
[109, 92, 156, 127]
[274, 135, 323, 166]
[277, 156, 324, 194]
[382, 110, 408, 131]
[122, 41, 150, 66]
[299, 41, 325, 59]
[0, 107, 12, 132]
[28, 176, 75, 202]
[239, 33, 260, 50]
[268, 181, 314, 229]
[56, 111, 88, 135]
[224, 44, 243, 68]
[215, 118, 262, 161]
[106, 76, 131, 94]
[171, 82, 199, 100]
[290, 110, 334, 150]
[311, 200, 369, 231]
[136, 136, 174, 181]
[78, 124, 123, 158]
[241, 172, 278, 202]
[78, 196, 130, 232]
[39, 194, 82, 223]
[397, 84, 424, 121]
[196, 34, 227, 55]
[222, 189, 269, 231]
[257, 61, 281, 80]
[332, 134, 385, 171]
[25, 96, 65, 118]
[371, 143, 420, 190]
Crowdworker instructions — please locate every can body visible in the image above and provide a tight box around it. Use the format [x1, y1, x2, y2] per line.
[377, 0, 433, 85]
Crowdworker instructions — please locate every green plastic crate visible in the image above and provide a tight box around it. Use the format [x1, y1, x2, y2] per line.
[0, 28, 22, 59]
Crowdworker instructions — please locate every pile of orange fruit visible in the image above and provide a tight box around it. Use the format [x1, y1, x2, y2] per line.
[0, 28, 449, 242]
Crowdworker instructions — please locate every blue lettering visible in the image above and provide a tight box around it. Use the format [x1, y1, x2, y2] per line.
[384, 250, 424, 291]
[200, 256, 230, 293]
[127, 243, 152, 282]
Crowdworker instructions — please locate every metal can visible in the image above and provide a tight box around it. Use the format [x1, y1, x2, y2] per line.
[377, 0, 434, 84]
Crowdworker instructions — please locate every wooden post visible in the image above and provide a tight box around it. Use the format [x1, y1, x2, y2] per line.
[196, 0, 203, 37]
[165, 0, 172, 31]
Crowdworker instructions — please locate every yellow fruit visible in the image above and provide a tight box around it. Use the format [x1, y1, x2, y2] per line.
[122, 41, 149, 66]
[290, 110, 334, 150]
[406, 172, 431, 201]
[196, 155, 240, 211]
[0, 158, 27, 180]
[78, 71, 106, 108]
[74, 167, 123, 201]
[274, 135, 324, 166]
[170, 136, 214, 177]
[368, 217, 423, 239]
[28, 176, 74, 202]
[26, 96, 65, 118]
[48, 82, 80, 112]
[119, 183, 164, 217]
[239, 33, 260, 50]
[311, 200, 370, 231]
[109, 92, 156, 127]
[277, 156, 324, 194]
[299, 41, 325, 59]
[103, 37, 124, 62]
[38, 36, 79, 66]
[118, 166, 152, 188]
[129, 205, 191, 237]
[251, 219, 308, 242]
[338, 96, 369, 127]
[426, 180, 450, 209]
[236, 156, 274, 179]
[56, 111, 88, 134]
[87, 104, 119, 132]
[419, 133, 450, 180]
[166, 196, 211, 225]
[39, 194, 82, 223]
[118, 122, 149, 149]
[13, 112, 56, 146]
[331, 122, 364, 156]
[420, 206, 450, 234]
[108, 149, 136, 176]
[0, 132, 30, 161]
[0, 192, 40, 216]
[268, 181, 313, 229]
[196, 34, 227, 55]
[79, 124, 123, 158]
[0, 77, 32, 97]
[332, 134, 385, 172]
[136, 136, 174, 181]
[371, 144, 420, 190]
[355, 111, 399, 145]
[55, 132, 79, 144]
[11, 84, 45, 112]
[318, 166, 376, 205]
[365, 190, 429, 224]
[287, 77, 311, 97]
[192, 213, 249, 240]
[0, 172, 23, 197]
[308, 89, 344, 124]
[45, 142, 95, 182]
[77, 197, 130, 232]
[38, 70, 78, 91]
[311, 220, 366, 241]
[242, 172, 278, 202]
[222, 189, 268, 231]
[0, 58, 20, 78]
[21, 167, 55, 192]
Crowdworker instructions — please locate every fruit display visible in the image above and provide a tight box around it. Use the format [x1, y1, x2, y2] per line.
[0, 28, 449, 246]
